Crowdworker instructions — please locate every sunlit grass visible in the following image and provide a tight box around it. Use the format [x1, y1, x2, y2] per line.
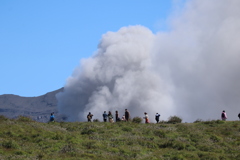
[0, 115, 239, 159]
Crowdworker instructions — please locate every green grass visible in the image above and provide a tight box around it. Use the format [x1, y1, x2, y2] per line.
[0, 115, 240, 160]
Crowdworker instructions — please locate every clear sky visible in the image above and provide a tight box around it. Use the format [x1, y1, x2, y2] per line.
[0, 0, 186, 97]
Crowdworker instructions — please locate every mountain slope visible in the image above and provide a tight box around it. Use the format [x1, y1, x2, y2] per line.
[0, 88, 63, 122]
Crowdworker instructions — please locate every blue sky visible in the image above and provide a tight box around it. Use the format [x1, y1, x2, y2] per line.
[0, 0, 186, 97]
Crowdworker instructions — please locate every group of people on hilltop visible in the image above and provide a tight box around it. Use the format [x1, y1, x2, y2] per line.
[86, 109, 160, 123]
[49, 110, 240, 123]
[102, 109, 131, 123]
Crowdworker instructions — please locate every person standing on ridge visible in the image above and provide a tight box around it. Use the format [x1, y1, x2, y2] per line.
[238, 113, 240, 120]
[49, 112, 55, 122]
[115, 111, 120, 122]
[143, 112, 150, 123]
[221, 110, 227, 121]
[155, 113, 160, 123]
[87, 112, 93, 122]
[102, 111, 108, 122]
[108, 111, 114, 123]
[125, 109, 130, 121]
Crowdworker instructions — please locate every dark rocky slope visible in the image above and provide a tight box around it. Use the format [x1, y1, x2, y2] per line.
[0, 88, 63, 122]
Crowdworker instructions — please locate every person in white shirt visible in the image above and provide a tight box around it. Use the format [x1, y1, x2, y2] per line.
[143, 112, 150, 123]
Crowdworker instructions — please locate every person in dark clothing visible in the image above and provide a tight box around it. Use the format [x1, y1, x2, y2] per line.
[155, 113, 160, 123]
[125, 109, 130, 121]
[238, 113, 240, 120]
[115, 111, 120, 122]
[103, 111, 108, 122]
[87, 112, 93, 122]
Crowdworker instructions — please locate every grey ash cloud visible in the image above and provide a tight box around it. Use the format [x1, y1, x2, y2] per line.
[57, 0, 240, 122]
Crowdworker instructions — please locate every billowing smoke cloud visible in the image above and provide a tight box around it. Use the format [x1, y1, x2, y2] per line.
[57, 0, 240, 122]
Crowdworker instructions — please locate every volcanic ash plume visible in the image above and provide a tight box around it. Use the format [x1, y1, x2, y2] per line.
[56, 26, 174, 122]
[57, 0, 240, 122]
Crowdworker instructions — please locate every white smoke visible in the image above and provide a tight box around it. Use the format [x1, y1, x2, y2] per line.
[57, 0, 240, 122]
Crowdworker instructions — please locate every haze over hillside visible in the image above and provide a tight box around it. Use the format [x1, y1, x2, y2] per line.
[0, 88, 63, 122]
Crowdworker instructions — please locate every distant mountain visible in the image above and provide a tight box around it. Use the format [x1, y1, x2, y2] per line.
[0, 88, 64, 122]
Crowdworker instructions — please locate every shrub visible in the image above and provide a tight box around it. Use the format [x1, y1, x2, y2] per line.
[194, 119, 203, 123]
[93, 119, 100, 122]
[2, 140, 19, 149]
[168, 116, 182, 123]
[16, 116, 34, 122]
[0, 115, 8, 121]
[132, 117, 142, 123]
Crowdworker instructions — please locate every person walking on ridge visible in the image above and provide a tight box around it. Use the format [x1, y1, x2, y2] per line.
[125, 109, 130, 121]
[221, 110, 227, 121]
[102, 111, 108, 122]
[87, 112, 93, 122]
[155, 113, 160, 123]
[143, 112, 150, 123]
[238, 113, 240, 120]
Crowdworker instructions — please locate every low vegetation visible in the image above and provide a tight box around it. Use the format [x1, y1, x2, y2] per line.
[0, 115, 240, 160]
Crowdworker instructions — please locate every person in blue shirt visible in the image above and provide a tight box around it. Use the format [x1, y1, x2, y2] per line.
[102, 111, 108, 122]
[50, 112, 55, 122]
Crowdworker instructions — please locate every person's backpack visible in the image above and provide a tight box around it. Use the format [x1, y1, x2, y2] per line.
[50, 116, 54, 121]
[221, 112, 225, 118]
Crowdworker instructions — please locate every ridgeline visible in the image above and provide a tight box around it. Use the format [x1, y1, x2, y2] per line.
[0, 116, 239, 160]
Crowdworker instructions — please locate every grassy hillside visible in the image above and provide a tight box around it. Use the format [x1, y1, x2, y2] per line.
[0, 116, 240, 160]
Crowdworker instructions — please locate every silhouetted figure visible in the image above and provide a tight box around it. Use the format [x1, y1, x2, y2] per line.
[108, 111, 114, 123]
[115, 111, 121, 122]
[155, 113, 160, 123]
[143, 112, 150, 123]
[103, 111, 108, 122]
[50, 112, 55, 122]
[221, 110, 227, 121]
[87, 112, 93, 122]
[125, 109, 130, 121]
[238, 113, 240, 120]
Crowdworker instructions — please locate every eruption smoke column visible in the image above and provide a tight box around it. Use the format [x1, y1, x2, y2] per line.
[57, 0, 240, 122]
[57, 26, 174, 122]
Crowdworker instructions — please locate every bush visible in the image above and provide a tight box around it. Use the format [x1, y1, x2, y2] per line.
[0, 115, 8, 121]
[16, 116, 34, 122]
[168, 116, 182, 124]
[132, 117, 142, 123]
[93, 119, 100, 122]
[194, 119, 203, 123]
[2, 140, 19, 149]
